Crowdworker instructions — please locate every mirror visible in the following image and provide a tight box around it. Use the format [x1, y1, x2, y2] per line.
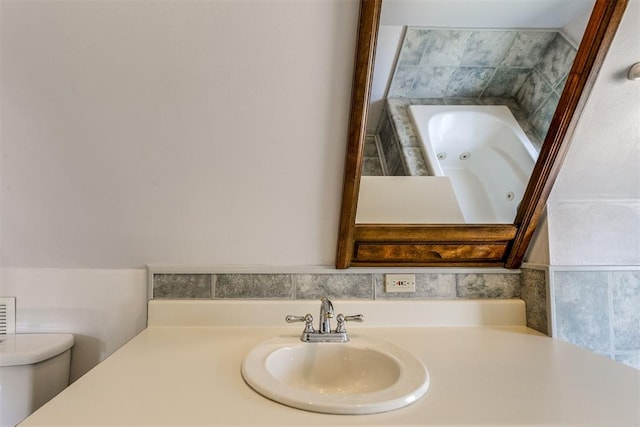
[336, 0, 627, 268]
[361, 0, 593, 225]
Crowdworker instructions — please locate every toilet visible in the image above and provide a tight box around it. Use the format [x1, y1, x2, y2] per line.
[0, 334, 74, 427]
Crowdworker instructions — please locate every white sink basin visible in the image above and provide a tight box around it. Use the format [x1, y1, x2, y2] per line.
[241, 336, 429, 414]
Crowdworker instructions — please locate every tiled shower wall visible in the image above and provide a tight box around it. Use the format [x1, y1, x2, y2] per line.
[151, 272, 521, 300]
[387, 29, 576, 142]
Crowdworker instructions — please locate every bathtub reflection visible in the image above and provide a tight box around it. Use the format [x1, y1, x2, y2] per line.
[409, 105, 538, 223]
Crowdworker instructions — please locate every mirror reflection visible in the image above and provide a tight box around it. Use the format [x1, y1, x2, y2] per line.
[357, 0, 595, 224]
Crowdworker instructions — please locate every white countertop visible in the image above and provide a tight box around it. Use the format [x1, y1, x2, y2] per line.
[20, 300, 640, 427]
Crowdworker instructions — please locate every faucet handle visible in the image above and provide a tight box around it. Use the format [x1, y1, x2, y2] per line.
[335, 313, 364, 333]
[285, 314, 315, 333]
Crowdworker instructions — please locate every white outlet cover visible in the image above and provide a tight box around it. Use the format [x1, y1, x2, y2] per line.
[385, 274, 416, 293]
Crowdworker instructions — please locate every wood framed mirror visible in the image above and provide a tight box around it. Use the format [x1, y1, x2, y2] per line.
[336, 0, 627, 269]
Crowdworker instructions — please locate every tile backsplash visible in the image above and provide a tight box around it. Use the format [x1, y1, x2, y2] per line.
[151, 271, 521, 300]
[150, 267, 639, 370]
[520, 267, 548, 334]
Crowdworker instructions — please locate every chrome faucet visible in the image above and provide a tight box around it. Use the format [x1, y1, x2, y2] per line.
[319, 297, 334, 333]
[286, 297, 363, 343]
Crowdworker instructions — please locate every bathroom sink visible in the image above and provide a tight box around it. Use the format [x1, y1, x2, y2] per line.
[241, 335, 429, 414]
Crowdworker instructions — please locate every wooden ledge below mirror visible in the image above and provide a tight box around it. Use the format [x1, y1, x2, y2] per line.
[352, 224, 516, 267]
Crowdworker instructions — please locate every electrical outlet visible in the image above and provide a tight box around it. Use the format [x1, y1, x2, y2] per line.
[385, 274, 416, 293]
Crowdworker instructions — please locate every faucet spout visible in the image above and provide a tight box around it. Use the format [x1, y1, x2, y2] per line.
[286, 298, 363, 343]
[319, 297, 334, 333]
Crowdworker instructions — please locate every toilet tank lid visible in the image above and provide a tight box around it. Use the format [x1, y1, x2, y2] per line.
[0, 333, 74, 367]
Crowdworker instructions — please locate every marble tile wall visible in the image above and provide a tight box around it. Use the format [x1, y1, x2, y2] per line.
[375, 109, 407, 176]
[520, 267, 548, 334]
[388, 29, 576, 142]
[362, 136, 385, 176]
[151, 271, 521, 300]
[516, 33, 576, 140]
[550, 269, 640, 370]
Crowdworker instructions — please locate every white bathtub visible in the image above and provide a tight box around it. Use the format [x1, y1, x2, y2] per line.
[408, 105, 538, 223]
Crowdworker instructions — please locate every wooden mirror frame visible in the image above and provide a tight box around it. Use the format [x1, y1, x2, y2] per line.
[336, 0, 627, 269]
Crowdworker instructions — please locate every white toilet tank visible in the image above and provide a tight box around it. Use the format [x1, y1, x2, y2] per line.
[0, 334, 74, 427]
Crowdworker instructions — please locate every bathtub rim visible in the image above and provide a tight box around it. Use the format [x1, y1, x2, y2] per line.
[408, 104, 539, 178]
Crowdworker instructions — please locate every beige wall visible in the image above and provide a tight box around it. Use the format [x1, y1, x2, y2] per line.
[1, 0, 358, 268]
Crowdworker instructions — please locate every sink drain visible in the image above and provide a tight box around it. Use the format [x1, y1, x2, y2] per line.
[437, 152, 447, 160]
[459, 152, 471, 160]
